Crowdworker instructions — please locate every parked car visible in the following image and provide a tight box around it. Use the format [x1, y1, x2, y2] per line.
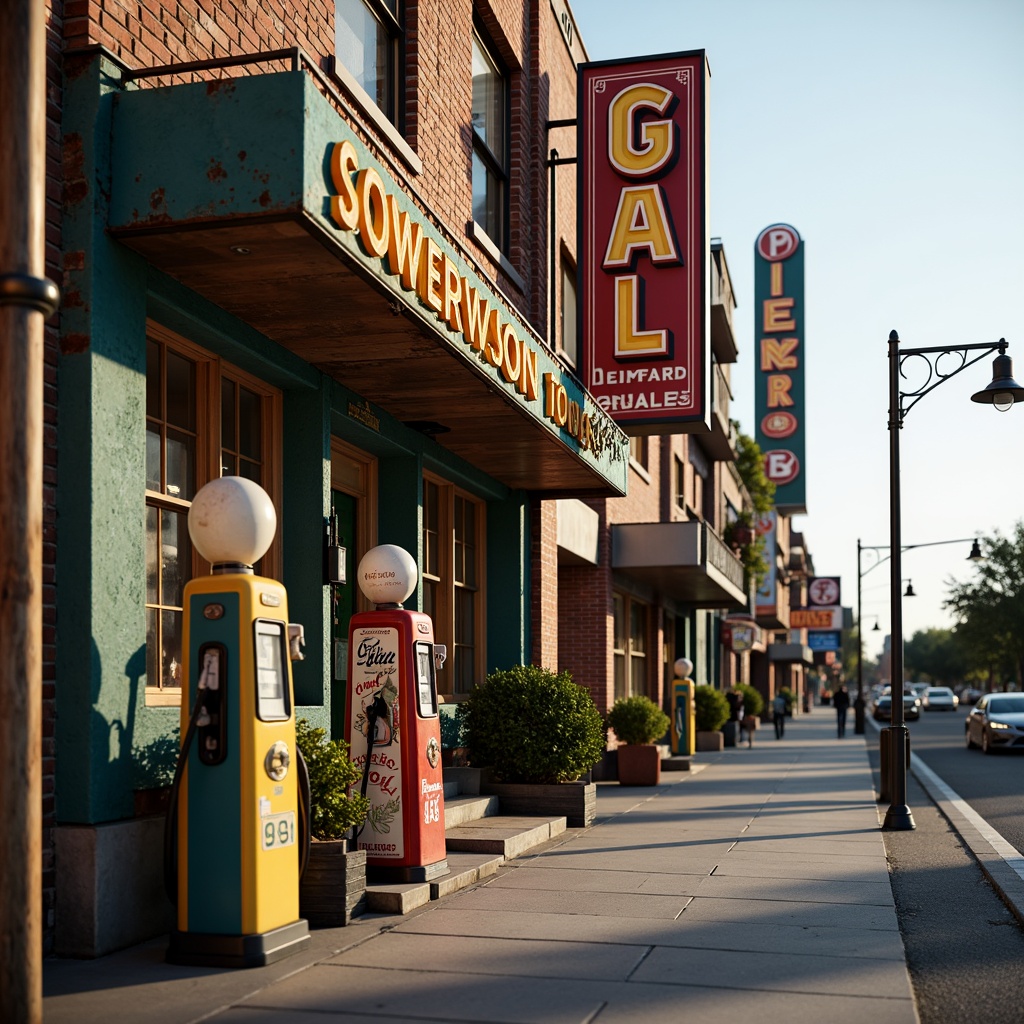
[922, 686, 958, 711]
[965, 694, 1024, 754]
[873, 689, 921, 721]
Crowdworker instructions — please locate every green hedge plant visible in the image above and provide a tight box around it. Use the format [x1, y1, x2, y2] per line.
[735, 683, 765, 719]
[778, 687, 795, 712]
[464, 665, 605, 784]
[607, 695, 671, 745]
[295, 719, 370, 840]
[694, 685, 730, 733]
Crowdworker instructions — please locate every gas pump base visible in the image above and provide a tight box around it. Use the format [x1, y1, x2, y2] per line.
[166, 919, 310, 969]
[366, 858, 449, 884]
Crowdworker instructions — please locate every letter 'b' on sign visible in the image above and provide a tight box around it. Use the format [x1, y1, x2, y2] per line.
[764, 449, 799, 484]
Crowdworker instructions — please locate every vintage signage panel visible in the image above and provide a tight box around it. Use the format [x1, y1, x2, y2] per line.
[807, 630, 842, 652]
[754, 223, 806, 513]
[349, 626, 404, 860]
[579, 51, 711, 434]
[807, 576, 841, 607]
[790, 606, 842, 630]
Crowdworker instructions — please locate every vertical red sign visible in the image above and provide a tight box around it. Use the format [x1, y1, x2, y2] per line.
[579, 51, 710, 434]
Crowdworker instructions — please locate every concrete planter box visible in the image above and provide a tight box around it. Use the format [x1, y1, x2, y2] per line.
[299, 838, 366, 927]
[481, 779, 596, 828]
[696, 730, 725, 752]
[615, 744, 661, 786]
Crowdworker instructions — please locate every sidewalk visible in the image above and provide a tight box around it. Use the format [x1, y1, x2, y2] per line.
[44, 714, 917, 1024]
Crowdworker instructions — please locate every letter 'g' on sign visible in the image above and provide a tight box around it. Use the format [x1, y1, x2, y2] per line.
[608, 83, 675, 177]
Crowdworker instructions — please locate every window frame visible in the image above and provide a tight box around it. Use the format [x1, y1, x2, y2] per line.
[422, 471, 486, 699]
[559, 254, 578, 365]
[470, 27, 510, 252]
[144, 322, 282, 707]
[334, 0, 404, 129]
[613, 591, 651, 701]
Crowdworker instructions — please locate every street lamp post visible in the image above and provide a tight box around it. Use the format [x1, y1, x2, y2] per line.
[855, 536, 982, 735]
[883, 330, 1024, 832]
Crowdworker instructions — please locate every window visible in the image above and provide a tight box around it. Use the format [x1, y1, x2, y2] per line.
[560, 260, 578, 364]
[471, 30, 507, 248]
[613, 592, 649, 700]
[422, 475, 485, 695]
[336, 0, 402, 125]
[629, 436, 648, 470]
[687, 438, 708, 518]
[674, 455, 686, 512]
[145, 327, 281, 705]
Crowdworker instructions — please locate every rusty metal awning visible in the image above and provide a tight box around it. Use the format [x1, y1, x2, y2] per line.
[104, 63, 627, 497]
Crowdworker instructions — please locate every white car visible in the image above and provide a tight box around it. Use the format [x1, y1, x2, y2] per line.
[922, 686, 958, 711]
[965, 694, 1024, 753]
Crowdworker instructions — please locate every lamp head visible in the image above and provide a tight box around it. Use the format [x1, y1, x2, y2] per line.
[188, 477, 277, 572]
[971, 344, 1024, 411]
[904, 581, 916, 598]
[968, 538, 984, 562]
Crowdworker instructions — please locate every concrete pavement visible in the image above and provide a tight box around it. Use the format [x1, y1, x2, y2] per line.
[44, 715, 919, 1024]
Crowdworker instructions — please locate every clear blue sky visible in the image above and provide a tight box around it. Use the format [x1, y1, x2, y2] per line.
[576, 0, 1024, 663]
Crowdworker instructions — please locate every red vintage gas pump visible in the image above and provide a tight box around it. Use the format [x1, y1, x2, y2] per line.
[344, 545, 448, 882]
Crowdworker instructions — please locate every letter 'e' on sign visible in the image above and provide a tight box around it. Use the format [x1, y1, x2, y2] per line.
[579, 51, 711, 435]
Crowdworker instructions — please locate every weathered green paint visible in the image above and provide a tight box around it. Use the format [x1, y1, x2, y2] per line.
[282, 389, 331, 709]
[486, 494, 530, 672]
[58, 53, 174, 824]
[108, 71, 628, 495]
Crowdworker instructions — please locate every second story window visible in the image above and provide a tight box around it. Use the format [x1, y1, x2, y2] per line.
[471, 31, 507, 249]
[560, 260, 578, 364]
[336, 0, 402, 125]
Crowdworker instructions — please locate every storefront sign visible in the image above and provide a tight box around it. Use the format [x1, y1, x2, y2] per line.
[791, 607, 842, 630]
[579, 51, 710, 433]
[807, 630, 842, 652]
[807, 576, 841, 606]
[325, 138, 621, 466]
[754, 224, 806, 513]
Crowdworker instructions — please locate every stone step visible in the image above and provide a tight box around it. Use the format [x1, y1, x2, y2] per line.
[443, 793, 498, 830]
[363, 817, 563, 914]
[443, 780, 460, 800]
[662, 755, 692, 772]
[444, 815, 566, 859]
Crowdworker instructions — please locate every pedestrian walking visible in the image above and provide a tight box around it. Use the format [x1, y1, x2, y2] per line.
[833, 685, 851, 738]
[772, 693, 787, 739]
[740, 711, 758, 748]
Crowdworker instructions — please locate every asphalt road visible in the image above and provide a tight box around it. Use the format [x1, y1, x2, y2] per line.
[861, 710, 1024, 1024]
[899, 703, 1024, 854]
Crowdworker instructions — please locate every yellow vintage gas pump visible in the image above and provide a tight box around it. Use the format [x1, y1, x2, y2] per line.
[165, 477, 310, 968]
[670, 657, 696, 756]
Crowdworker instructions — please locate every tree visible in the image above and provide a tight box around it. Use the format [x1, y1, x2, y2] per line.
[903, 627, 970, 685]
[726, 427, 776, 589]
[945, 522, 1024, 690]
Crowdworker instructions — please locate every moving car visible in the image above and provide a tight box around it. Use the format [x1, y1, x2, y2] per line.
[965, 693, 1024, 754]
[872, 689, 921, 721]
[922, 686, 958, 711]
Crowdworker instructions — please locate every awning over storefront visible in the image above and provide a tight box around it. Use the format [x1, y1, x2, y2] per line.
[768, 643, 814, 665]
[104, 66, 627, 497]
[611, 521, 747, 608]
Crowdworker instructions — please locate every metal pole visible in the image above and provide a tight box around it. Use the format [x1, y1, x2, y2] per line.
[884, 330, 914, 830]
[0, 1, 58, 1019]
[855, 540, 865, 734]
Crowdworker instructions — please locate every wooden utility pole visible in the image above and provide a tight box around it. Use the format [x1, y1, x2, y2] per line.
[0, 0, 60, 1020]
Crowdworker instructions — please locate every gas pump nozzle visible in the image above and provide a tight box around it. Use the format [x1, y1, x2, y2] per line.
[288, 623, 306, 661]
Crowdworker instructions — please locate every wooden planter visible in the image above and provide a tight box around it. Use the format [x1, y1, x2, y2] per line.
[695, 730, 724, 752]
[299, 838, 366, 927]
[615, 744, 661, 786]
[481, 779, 596, 828]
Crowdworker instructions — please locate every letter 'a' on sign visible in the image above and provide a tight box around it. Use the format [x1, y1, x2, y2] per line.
[579, 51, 711, 435]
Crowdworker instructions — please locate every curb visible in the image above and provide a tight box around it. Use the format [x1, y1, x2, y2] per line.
[865, 716, 1024, 926]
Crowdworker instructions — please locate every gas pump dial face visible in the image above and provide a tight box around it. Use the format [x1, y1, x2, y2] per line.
[264, 741, 291, 781]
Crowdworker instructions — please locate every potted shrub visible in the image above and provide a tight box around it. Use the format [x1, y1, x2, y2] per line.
[694, 685, 730, 751]
[607, 695, 671, 786]
[464, 665, 605, 827]
[778, 687, 795, 716]
[606, 696, 671, 782]
[295, 719, 371, 927]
